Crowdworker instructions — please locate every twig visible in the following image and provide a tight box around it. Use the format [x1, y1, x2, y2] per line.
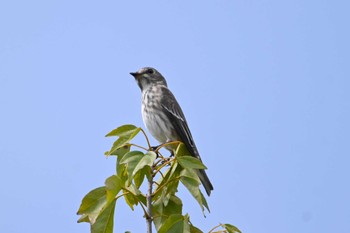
[140, 128, 152, 150]
[208, 224, 222, 233]
[128, 143, 149, 151]
[146, 168, 153, 233]
[155, 141, 182, 153]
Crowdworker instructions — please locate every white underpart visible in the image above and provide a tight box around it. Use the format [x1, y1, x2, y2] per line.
[141, 85, 175, 144]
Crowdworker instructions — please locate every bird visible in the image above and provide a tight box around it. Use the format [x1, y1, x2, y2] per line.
[130, 67, 213, 196]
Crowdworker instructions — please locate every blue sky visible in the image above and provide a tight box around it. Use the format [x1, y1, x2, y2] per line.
[1, 0, 349, 232]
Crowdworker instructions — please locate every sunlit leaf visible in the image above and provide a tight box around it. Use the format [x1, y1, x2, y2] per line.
[121, 183, 144, 210]
[180, 168, 200, 184]
[91, 199, 116, 233]
[119, 151, 156, 185]
[105, 125, 141, 155]
[132, 151, 156, 178]
[105, 175, 122, 204]
[222, 223, 242, 233]
[190, 224, 203, 233]
[133, 167, 146, 189]
[154, 161, 181, 201]
[158, 214, 190, 233]
[105, 124, 139, 137]
[180, 176, 209, 213]
[119, 151, 143, 164]
[105, 144, 130, 157]
[123, 189, 138, 210]
[153, 195, 183, 231]
[175, 143, 190, 157]
[77, 187, 107, 224]
[177, 156, 207, 170]
[77, 214, 89, 223]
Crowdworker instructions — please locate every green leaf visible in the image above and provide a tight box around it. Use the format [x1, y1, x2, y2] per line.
[105, 144, 130, 157]
[120, 151, 156, 185]
[177, 156, 207, 170]
[77, 187, 107, 224]
[119, 151, 143, 185]
[123, 189, 138, 210]
[121, 183, 144, 210]
[180, 168, 201, 184]
[77, 214, 89, 223]
[154, 165, 181, 201]
[132, 151, 156, 178]
[119, 151, 143, 164]
[222, 224, 242, 233]
[105, 175, 123, 204]
[91, 199, 117, 233]
[105, 124, 139, 137]
[133, 166, 151, 189]
[105, 125, 141, 155]
[190, 224, 203, 233]
[158, 214, 190, 233]
[180, 175, 210, 213]
[153, 195, 183, 231]
[175, 143, 190, 157]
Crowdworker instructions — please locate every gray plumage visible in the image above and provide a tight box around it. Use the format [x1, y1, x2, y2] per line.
[130, 67, 213, 196]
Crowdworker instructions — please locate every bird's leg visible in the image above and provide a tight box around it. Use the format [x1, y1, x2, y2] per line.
[151, 142, 174, 161]
[151, 145, 162, 158]
[151, 145, 161, 151]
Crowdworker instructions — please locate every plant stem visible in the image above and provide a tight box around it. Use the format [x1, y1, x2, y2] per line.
[208, 224, 221, 233]
[140, 128, 152, 150]
[146, 171, 153, 233]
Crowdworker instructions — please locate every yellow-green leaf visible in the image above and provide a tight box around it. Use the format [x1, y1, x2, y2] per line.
[222, 223, 242, 233]
[91, 199, 116, 233]
[105, 175, 122, 204]
[177, 156, 207, 170]
[158, 214, 190, 233]
[77, 187, 107, 224]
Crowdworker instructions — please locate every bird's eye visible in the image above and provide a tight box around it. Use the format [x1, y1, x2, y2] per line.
[147, 69, 154, 74]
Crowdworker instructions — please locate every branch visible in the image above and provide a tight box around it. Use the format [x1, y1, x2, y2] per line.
[128, 143, 149, 151]
[140, 128, 152, 150]
[208, 224, 222, 233]
[146, 168, 154, 233]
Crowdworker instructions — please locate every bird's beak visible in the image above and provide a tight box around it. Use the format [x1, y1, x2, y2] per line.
[130, 72, 140, 78]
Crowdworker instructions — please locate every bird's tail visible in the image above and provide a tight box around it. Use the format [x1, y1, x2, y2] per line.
[197, 169, 214, 196]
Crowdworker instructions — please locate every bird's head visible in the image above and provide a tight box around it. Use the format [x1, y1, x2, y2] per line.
[130, 67, 167, 91]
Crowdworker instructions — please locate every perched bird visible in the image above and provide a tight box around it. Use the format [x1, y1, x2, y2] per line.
[130, 67, 213, 196]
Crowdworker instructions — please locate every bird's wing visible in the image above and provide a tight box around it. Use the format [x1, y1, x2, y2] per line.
[160, 87, 214, 196]
[160, 87, 201, 160]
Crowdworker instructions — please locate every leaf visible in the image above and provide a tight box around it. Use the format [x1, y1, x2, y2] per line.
[177, 156, 207, 170]
[105, 175, 123, 204]
[175, 143, 190, 157]
[154, 160, 182, 201]
[122, 183, 144, 210]
[158, 214, 190, 233]
[180, 168, 200, 184]
[105, 144, 130, 157]
[123, 189, 138, 210]
[190, 224, 203, 233]
[119, 151, 143, 164]
[119, 151, 143, 185]
[153, 195, 183, 231]
[91, 199, 117, 233]
[132, 151, 156, 178]
[105, 125, 141, 155]
[222, 224, 242, 233]
[133, 166, 153, 189]
[105, 124, 139, 137]
[119, 151, 156, 185]
[180, 175, 210, 213]
[77, 187, 107, 224]
[77, 214, 89, 223]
